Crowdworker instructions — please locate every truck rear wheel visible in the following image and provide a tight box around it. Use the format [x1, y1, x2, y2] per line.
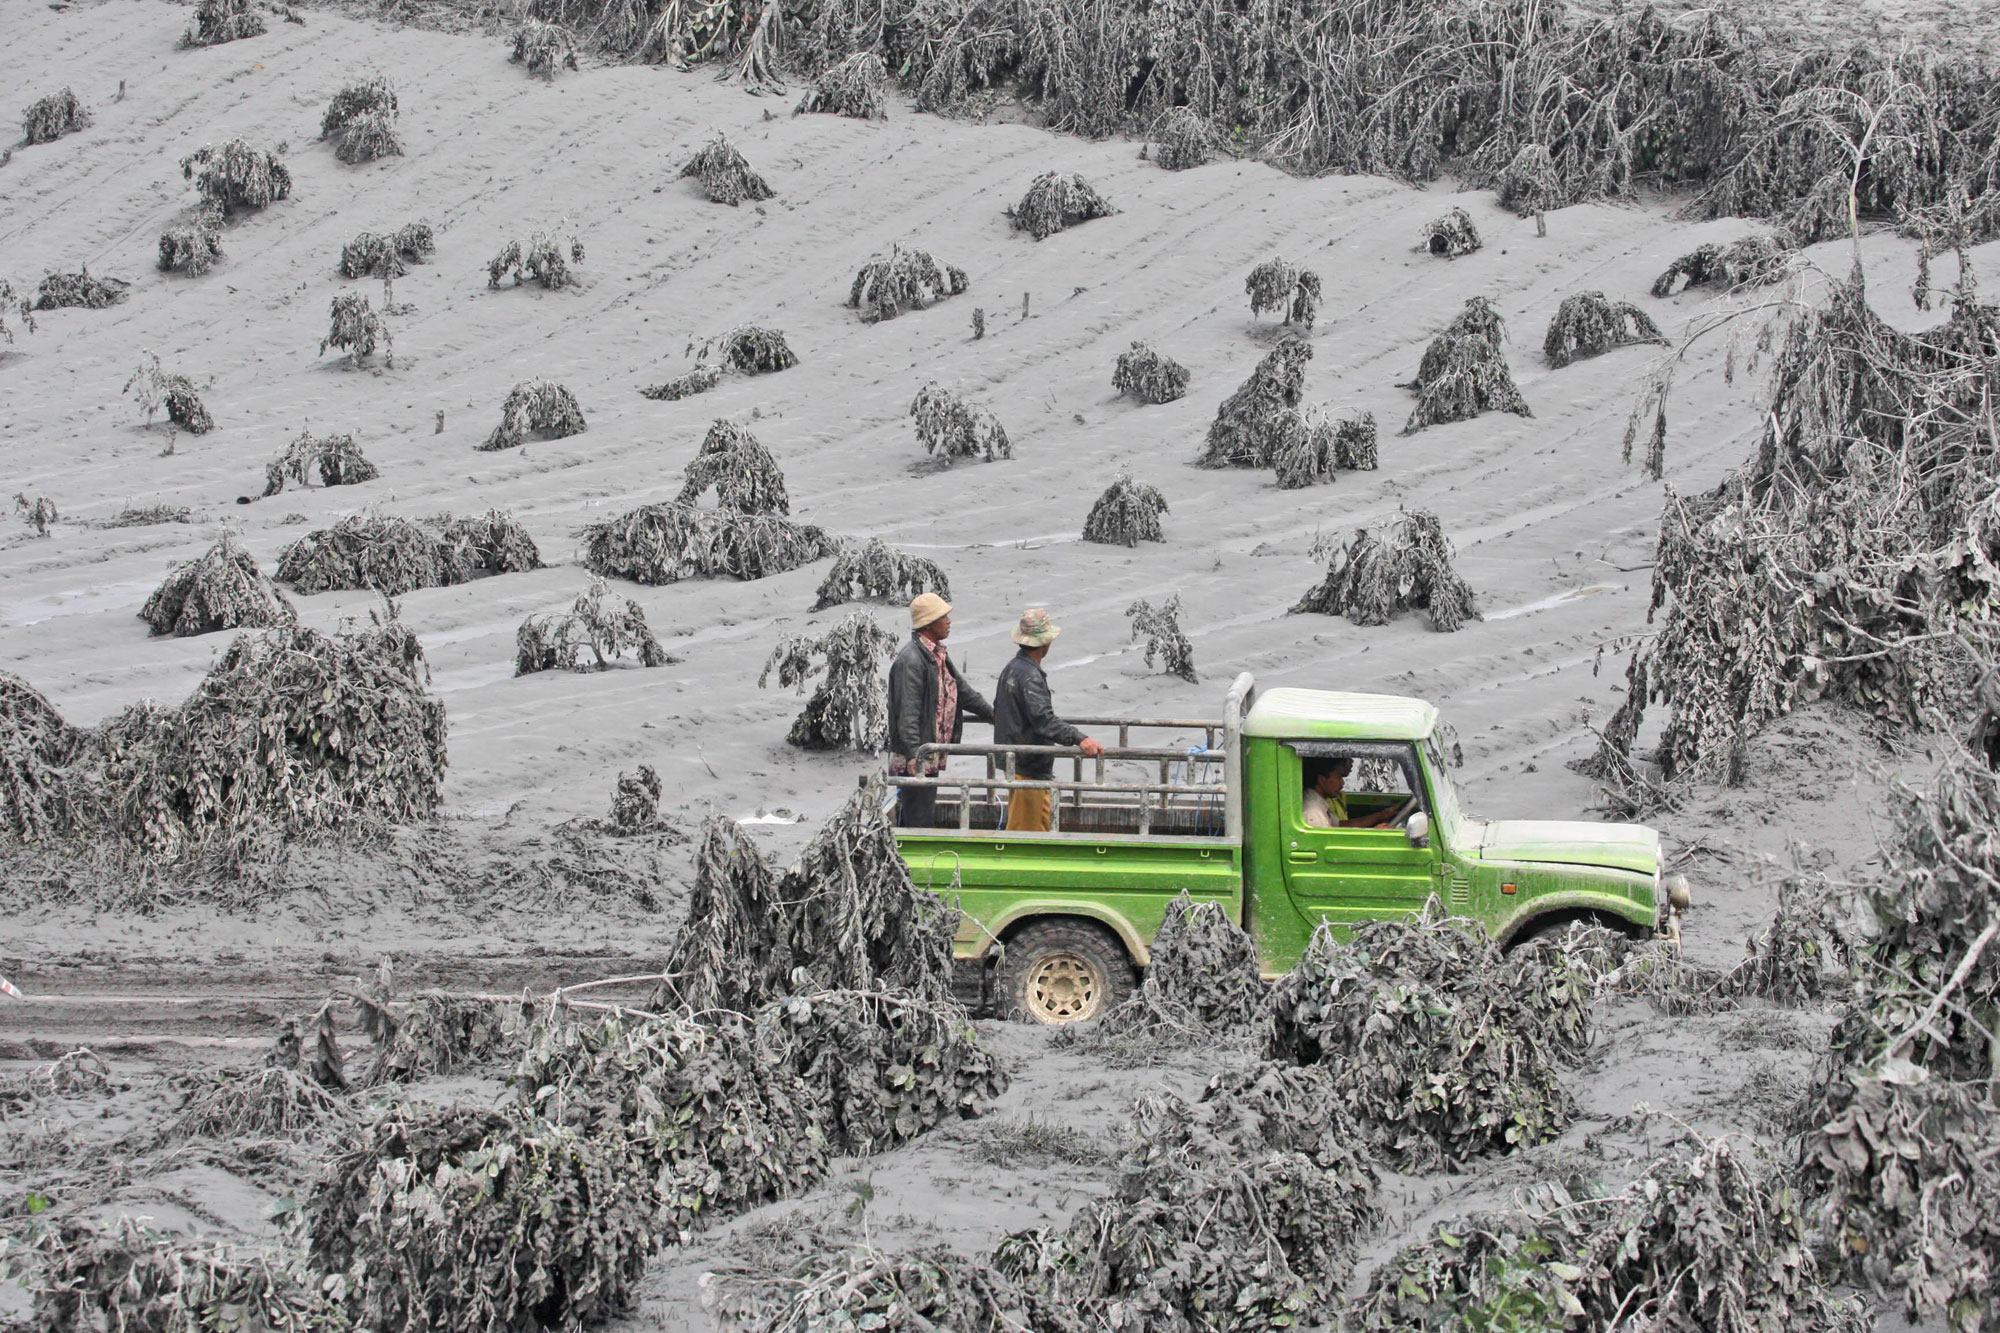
[1002, 920, 1136, 1026]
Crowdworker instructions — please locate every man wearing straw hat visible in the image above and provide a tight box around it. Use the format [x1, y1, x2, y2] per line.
[994, 607, 1104, 832]
[887, 593, 994, 829]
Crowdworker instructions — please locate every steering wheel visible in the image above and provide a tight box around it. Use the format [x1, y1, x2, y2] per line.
[1387, 796, 1421, 827]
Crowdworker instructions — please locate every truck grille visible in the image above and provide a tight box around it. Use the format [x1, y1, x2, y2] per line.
[1448, 875, 1471, 908]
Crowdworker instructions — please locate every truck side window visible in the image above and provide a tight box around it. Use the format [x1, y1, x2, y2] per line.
[1285, 742, 1426, 832]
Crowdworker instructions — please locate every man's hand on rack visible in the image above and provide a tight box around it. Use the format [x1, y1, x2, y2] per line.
[1078, 737, 1106, 759]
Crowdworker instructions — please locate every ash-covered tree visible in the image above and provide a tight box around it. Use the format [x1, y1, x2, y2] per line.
[1544, 291, 1667, 367]
[262, 430, 379, 497]
[677, 419, 789, 515]
[760, 612, 900, 751]
[1246, 259, 1322, 332]
[14, 493, 57, 538]
[320, 293, 392, 367]
[180, 141, 290, 216]
[811, 538, 949, 611]
[516, 580, 674, 675]
[679, 136, 775, 205]
[910, 383, 1010, 463]
[23, 88, 90, 145]
[488, 227, 583, 290]
[795, 52, 888, 119]
[34, 268, 129, 310]
[1148, 108, 1214, 171]
[1082, 474, 1168, 546]
[510, 21, 579, 80]
[1293, 510, 1479, 632]
[1127, 596, 1198, 683]
[181, 0, 264, 47]
[1007, 171, 1116, 241]
[321, 78, 401, 163]
[1198, 339, 1311, 468]
[1402, 297, 1531, 433]
[1420, 207, 1482, 257]
[481, 380, 585, 450]
[124, 353, 212, 435]
[848, 244, 968, 324]
[140, 534, 297, 638]
[1113, 342, 1189, 404]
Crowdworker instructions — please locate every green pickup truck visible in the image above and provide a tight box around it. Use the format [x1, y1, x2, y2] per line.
[891, 673, 1684, 1025]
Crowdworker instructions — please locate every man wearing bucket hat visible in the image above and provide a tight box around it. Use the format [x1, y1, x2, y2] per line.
[994, 607, 1104, 832]
[886, 593, 994, 829]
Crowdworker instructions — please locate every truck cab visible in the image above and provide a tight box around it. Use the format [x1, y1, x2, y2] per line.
[891, 673, 1671, 1024]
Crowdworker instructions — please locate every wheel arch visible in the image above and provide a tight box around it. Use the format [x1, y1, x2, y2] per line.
[1498, 904, 1648, 951]
[994, 906, 1148, 969]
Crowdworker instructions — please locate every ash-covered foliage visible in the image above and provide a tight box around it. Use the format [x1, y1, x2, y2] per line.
[1197, 339, 1311, 468]
[581, 501, 836, 585]
[679, 135, 775, 205]
[517, 579, 673, 675]
[910, 382, 1011, 463]
[1403, 295, 1532, 432]
[848, 243, 968, 323]
[180, 140, 290, 216]
[481, 378, 585, 450]
[338, 222, 433, 279]
[23, 88, 90, 145]
[715, 325, 798, 374]
[1588, 277, 1999, 789]
[1111, 341, 1189, 404]
[0, 281, 32, 347]
[1081, 473, 1168, 547]
[157, 211, 223, 275]
[1265, 903, 1597, 1170]
[321, 77, 401, 163]
[675, 419, 790, 514]
[15, 493, 57, 538]
[511, 19, 580, 79]
[1544, 290, 1668, 367]
[1497, 142, 1560, 228]
[320, 292, 391, 366]
[608, 764, 664, 832]
[1087, 891, 1262, 1046]
[180, 0, 265, 47]
[811, 537, 949, 611]
[1294, 508, 1479, 632]
[1421, 205, 1482, 257]
[166, 1063, 350, 1140]
[640, 362, 723, 401]
[1149, 106, 1214, 170]
[487, 227, 583, 290]
[140, 534, 297, 638]
[1272, 406, 1378, 489]
[276, 511, 540, 594]
[1349, 1134, 1867, 1333]
[1246, 258, 1322, 331]
[33, 267, 129, 310]
[20, 1219, 344, 1333]
[1126, 595, 1197, 683]
[263, 430, 379, 497]
[123, 354, 212, 434]
[760, 612, 900, 751]
[0, 671, 88, 844]
[1650, 232, 1793, 298]
[795, 50, 889, 118]
[1007, 170, 1116, 241]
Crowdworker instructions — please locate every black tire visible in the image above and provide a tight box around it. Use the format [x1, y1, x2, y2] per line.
[1001, 919, 1137, 1027]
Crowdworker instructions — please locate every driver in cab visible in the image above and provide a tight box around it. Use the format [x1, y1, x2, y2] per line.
[1302, 757, 1403, 830]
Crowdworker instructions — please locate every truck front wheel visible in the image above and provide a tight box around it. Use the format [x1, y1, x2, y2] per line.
[1002, 920, 1137, 1026]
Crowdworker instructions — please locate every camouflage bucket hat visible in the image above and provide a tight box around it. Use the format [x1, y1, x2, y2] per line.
[1011, 607, 1062, 647]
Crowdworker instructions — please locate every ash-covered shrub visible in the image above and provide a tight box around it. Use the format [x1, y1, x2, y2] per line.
[0, 281, 32, 347]
[1650, 232, 1793, 297]
[517, 579, 672, 675]
[487, 228, 582, 290]
[276, 511, 539, 594]
[180, 0, 265, 48]
[1126, 596, 1197, 683]
[320, 292, 391, 366]
[140, 535, 296, 638]
[1197, 338, 1311, 467]
[1081, 473, 1168, 547]
[33, 267, 129, 310]
[23, 88, 90, 145]
[582, 502, 836, 585]
[1497, 142, 1560, 229]
[1293, 508, 1478, 632]
[1112, 341, 1188, 404]
[321, 77, 401, 163]
[1402, 295, 1532, 432]
[910, 382, 1011, 463]
[1148, 106, 1213, 170]
[848, 243, 968, 323]
[15, 493, 57, 537]
[714, 325, 796, 374]
[339, 221, 433, 279]
[1, 671, 86, 844]
[22, 1220, 341, 1333]
[1272, 406, 1378, 489]
[123, 353, 211, 434]
[677, 419, 789, 514]
[607, 764, 664, 832]
[166, 1064, 349, 1140]
[180, 140, 290, 216]
[1421, 205, 1482, 257]
[263, 429, 378, 496]
[430, 509, 544, 576]
[641, 363, 721, 401]
[510, 19, 579, 79]
[1007, 170, 1116, 241]
[1544, 289, 1667, 367]
[811, 538, 948, 611]
[157, 212, 223, 275]
[761, 612, 900, 751]
[481, 378, 584, 450]
[1266, 904, 1593, 1170]
[794, 51, 889, 119]
[1084, 891, 1263, 1046]
[1349, 1135, 1867, 1332]
[1246, 258, 1322, 331]
[101, 504, 196, 528]
[679, 135, 774, 205]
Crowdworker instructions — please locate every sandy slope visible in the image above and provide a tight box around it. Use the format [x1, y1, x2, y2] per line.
[0, 3, 1987, 1327]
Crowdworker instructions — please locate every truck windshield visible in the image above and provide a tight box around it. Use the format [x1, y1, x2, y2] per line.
[1421, 735, 1465, 838]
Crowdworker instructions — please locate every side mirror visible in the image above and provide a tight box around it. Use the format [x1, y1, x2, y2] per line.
[1405, 811, 1430, 848]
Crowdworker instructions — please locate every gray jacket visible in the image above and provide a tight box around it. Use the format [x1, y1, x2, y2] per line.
[994, 649, 1085, 780]
[887, 633, 993, 761]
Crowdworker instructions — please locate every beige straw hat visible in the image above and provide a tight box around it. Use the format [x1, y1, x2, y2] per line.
[909, 593, 952, 629]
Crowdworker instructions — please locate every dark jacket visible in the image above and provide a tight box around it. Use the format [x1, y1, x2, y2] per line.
[994, 648, 1085, 780]
[887, 633, 993, 761]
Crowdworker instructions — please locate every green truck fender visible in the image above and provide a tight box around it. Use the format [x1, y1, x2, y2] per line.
[952, 897, 1160, 968]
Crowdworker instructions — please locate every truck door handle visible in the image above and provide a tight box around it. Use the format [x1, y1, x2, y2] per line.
[1288, 850, 1317, 864]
